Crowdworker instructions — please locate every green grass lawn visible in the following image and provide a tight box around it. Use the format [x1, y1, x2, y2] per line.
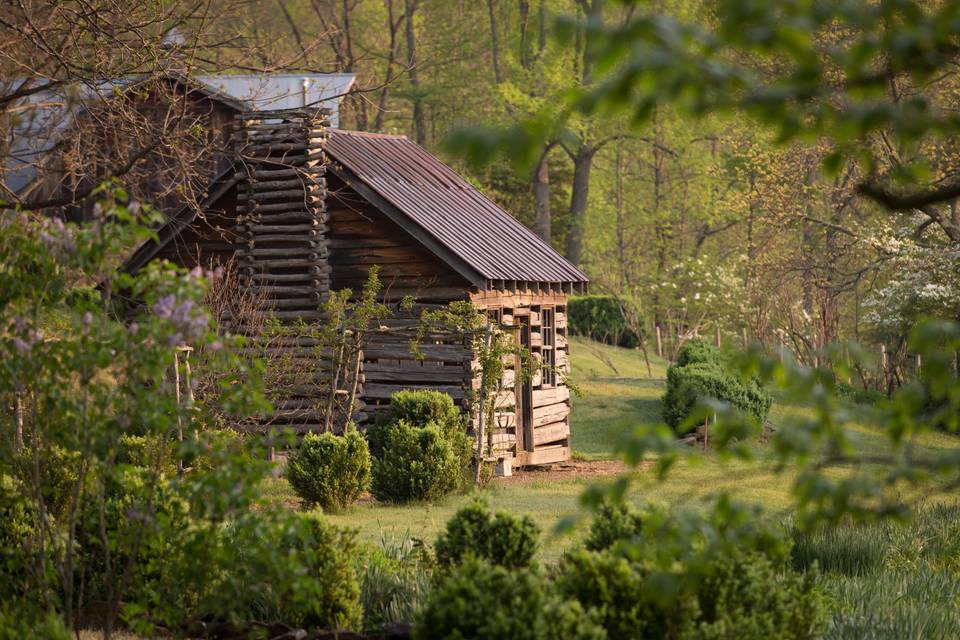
[265, 337, 960, 561]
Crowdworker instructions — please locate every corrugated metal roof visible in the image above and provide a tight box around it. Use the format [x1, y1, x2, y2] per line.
[6, 74, 354, 194]
[193, 74, 355, 127]
[324, 129, 588, 287]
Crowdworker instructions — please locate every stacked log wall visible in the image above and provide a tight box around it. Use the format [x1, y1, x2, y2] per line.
[232, 110, 344, 433]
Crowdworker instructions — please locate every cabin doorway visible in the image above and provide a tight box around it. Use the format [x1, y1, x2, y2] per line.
[515, 311, 534, 453]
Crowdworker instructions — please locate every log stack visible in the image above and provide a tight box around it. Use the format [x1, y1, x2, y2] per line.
[233, 109, 349, 433]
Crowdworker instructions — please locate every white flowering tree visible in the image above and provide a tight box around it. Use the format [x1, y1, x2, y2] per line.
[645, 255, 747, 359]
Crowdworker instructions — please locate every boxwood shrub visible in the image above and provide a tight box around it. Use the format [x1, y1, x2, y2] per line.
[557, 502, 827, 640]
[584, 501, 645, 552]
[370, 420, 463, 503]
[435, 499, 540, 569]
[662, 340, 772, 430]
[413, 556, 605, 640]
[285, 428, 371, 511]
[368, 391, 470, 504]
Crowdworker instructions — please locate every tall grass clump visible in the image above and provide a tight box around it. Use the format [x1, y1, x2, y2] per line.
[800, 504, 960, 640]
[357, 534, 433, 631]
[790, 521, 890, 577]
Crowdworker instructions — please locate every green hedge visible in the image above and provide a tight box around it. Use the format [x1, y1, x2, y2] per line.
[286, 429, 371, 511]
[555, 502, 827, 640]
[368, 391, 470, 503]
[413, 556, 605, 640]
[370, 421, 463, 503]
[662, 340, 772, 430]
[435, 499, 540, 569]
[567, 296, 641, 349]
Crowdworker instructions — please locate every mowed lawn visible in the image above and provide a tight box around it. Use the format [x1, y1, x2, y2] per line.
[263, 337, 960, 560]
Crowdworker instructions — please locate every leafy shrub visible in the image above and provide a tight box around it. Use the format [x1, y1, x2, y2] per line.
[556, 549, 697, 639]
[662, 341, 772, 430]
[369, 391, 471, 504]
[413, 556, 605, 640]
[694, 548, 826, 640]
[117, 434, 178, 475]
[357, 535, 432, 630]
[0, 608, 70, 640]
[388, 390, 464, 434]
[558, 546, 825, 640]
[371, 390, 471, 463]
[12, 445, 82, 520]
[211, 510, 363, 631]
[370, 421, 462, 503]
[568, 295, 641, 348]
[558, 500, 827, 640]
[0, 475, 60, 605]
[675, 339, 723, 367]
[435, 499, 540, 569]
[285, 428, 371, 511]
[584, 501, 644, 552]
[76, 466, 191, 604]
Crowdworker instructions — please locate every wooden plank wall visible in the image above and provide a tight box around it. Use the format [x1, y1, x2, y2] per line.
[325, 174, 473, 418]
[471, 289, 571, 465]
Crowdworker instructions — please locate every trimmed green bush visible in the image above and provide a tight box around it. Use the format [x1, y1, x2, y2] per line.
[662, 340, 772, 430]
[215, 510, 364, 631]
[435, 499, 540, 569]
[584, 501, 644, 552]
[369, 391, 471, 504]
[557, 549, 698, 639]
[285, 428, 371, 511]
[568, 295, 641, 348]
[413, 556, 605, 640]
[389, 389, 464, 433]
[370, 420, 462, 503]
[675, 339, 723, 367]
[557, 546, 825, 640]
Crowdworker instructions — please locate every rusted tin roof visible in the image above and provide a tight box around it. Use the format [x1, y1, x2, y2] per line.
[324, 129, 588, 289]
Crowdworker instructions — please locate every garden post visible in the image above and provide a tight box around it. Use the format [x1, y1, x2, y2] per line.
[174, 349, 184, 478]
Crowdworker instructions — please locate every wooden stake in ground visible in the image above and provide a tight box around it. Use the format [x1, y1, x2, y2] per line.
[174, 349, 183, 478]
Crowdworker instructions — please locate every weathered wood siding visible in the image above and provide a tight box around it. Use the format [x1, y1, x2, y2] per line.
[471, 288, 571, 465]
[325, 172, 473, 417]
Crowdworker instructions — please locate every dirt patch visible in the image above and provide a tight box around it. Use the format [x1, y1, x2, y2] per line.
[494, 458, 632, 485]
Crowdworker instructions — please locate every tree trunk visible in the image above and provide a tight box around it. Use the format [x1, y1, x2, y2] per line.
[565, 147, 593, 267]
[404, 0, 426, 145]
[486, 0, 503, 84]
[532, 152, 551, 242]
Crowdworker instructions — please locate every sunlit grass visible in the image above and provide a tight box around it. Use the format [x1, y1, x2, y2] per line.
[263, 337, 960, 562]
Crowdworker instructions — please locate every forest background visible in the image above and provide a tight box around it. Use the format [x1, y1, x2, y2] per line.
[208, 0, 960, 384]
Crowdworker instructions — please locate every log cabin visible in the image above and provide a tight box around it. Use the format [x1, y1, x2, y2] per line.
[99, 96, 588, 465]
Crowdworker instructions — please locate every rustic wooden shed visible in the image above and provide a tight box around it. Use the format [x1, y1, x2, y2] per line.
[125, 109, 588, 466]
